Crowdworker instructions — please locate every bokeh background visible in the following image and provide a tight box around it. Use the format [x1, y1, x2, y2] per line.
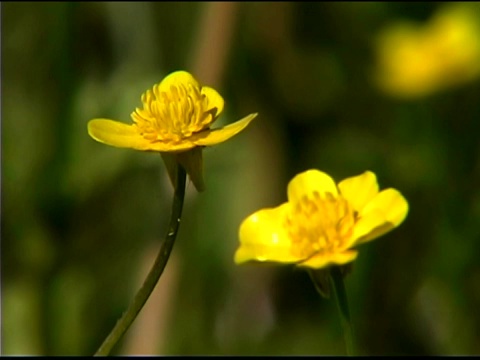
[3, 1, 480, 355]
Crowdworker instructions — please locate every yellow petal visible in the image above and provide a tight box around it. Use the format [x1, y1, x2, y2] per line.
[298, 250, 358, 269]
[287, 170, 338, 204]
[89, 119, 199, 152]
[201, 86, 224, 118]
[191, 113, 257, 146]
[158, 70, 199, 92]
[87, 119, 151, 150]
[176, 147, 205, 192]
[338, 171, 379, 213]
[235, 203, 301, 264]
[353, 188, 409, 244]
[352, 208, 386, 244]
[148, 140, 196, 152]
[362, 188, 409, 227]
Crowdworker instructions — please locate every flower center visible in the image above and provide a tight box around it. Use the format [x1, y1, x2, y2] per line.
[131, 83, 217, 143]
[284, 191, 356, 259]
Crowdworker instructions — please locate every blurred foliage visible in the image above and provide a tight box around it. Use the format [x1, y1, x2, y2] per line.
[2, 1, 480, 356]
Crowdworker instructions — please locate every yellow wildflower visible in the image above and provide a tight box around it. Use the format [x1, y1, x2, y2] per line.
[235, 170, 408, 269]
[88, 71, 257, 191]
[374, 3, 480, 98]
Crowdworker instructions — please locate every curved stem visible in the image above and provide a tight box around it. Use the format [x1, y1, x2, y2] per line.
[330, 266, 356, 356]
[94, 164, 187, 356]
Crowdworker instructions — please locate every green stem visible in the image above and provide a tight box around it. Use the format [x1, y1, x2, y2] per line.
[94, 165, 187, 356]
[330, 266, 356, 356]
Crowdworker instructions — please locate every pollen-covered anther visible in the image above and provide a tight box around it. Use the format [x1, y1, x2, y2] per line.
[132, 83, 214, 143]
[285, 192, 356, 260]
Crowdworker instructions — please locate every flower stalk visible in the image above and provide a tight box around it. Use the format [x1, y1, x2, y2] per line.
[330, 266, 355, 356]
[94, 163, 187, 356]
[309, 266, 356, 355]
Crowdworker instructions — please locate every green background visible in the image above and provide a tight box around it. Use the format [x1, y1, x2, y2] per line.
[2, 1, 480, 355]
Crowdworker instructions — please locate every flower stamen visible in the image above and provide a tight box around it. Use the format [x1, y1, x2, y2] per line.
[285, 191, 355, 260]
[131, 82, 215, 144]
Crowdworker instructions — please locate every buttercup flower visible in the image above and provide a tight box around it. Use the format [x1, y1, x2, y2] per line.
[88, 71, 257, 191]
[374, 3, 480, 98]
[235, 170, 408, 269]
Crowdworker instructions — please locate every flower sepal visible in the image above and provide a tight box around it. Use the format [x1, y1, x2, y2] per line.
[161, 147, 205, 192]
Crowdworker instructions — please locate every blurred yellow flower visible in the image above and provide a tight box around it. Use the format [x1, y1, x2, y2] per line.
[374, 3, 480, 98]
[88, 71, 257, 191]
[235, 170, 408, 269]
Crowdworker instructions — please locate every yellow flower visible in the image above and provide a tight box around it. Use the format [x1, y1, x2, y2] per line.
[235, 170, 408, 269]
[374, 3, 480, 98]
[87, 71, 257, 191]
